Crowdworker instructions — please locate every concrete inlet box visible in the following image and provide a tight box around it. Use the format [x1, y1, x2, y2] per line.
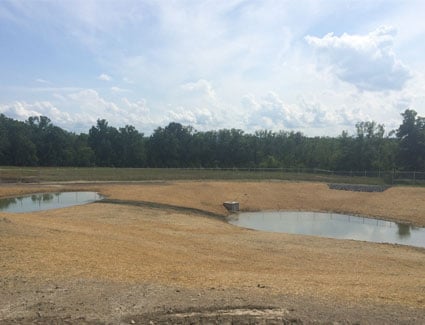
[223, 201, 239, 212]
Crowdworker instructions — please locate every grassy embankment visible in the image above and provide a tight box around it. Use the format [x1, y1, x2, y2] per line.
[0, 166, 386, 184]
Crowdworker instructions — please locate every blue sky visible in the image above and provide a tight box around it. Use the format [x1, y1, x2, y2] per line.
[1, 0, 425, 135]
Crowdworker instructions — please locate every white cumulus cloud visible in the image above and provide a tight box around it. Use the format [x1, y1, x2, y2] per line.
[66, 89, 155, 131]
[68, 89, 120, 113]
[168, 107, 215, 127]
[180, 79, 216, 99]
[305, 26, 412, 92]
[121, 97, 149, 115]
[35, 78, 50, 84]
[244, 92, 303, 130]
[111, 86, 130, 93]
[97, 73, 112, 81]
[0, 101, 74, 127]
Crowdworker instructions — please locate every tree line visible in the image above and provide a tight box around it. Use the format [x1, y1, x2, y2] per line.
[0, 109, 424, 171]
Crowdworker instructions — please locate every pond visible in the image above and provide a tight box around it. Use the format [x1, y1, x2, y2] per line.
[228, 211, 425, 248]
[0, 192, 104, 213]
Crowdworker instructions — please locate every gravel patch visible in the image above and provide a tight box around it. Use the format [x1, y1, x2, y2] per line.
[328, 183, 391, 192]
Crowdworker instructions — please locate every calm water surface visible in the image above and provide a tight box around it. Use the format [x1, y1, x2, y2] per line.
[0, 192, 103, 213]
[229, 211, 425, 248]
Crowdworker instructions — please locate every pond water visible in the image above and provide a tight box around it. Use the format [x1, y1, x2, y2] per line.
[228, 211, 425, 248]
[0, 192, 103, 213]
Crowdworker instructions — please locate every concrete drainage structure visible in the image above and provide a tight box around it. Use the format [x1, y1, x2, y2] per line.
[223, 201, 239, 212]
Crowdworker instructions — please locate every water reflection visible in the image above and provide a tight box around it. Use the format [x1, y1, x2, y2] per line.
[0, 192, 103, 213]
[0, 197, 17, 210]
[228, 211, 425, 248]
[397, 223, 411, 238]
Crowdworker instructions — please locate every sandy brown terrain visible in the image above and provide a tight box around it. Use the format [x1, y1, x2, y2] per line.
[1, 181, 424, 324]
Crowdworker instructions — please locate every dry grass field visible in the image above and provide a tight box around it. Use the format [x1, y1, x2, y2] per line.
[1, 181, 424, 324]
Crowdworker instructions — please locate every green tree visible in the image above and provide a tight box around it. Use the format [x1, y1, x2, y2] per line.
[118, 125, 146, 167]
[396, 109, 425, 170]
[215, 129, 252, 167]
[71, 133, 95, 167]
[88, 119, 120, 166]
[8, 122, 38, 166]
[0, 114, 11, 164]
[148, 122, 194, 167]
[26, 116, 73, 166]
[355, 121, 385, 170]
[335, 121, 394, 171]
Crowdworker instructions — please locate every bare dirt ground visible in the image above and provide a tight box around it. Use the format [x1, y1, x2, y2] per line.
[1, 181, 424, 324]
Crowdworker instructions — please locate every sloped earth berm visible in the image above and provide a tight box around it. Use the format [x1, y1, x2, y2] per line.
[2, 306, 423, 325]
[2, 308, 301, 325]
[1, 278, 424, 325]
[124, 307, 300, 325]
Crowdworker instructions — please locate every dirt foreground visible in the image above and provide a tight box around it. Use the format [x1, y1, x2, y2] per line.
[1, 181, 424, 324]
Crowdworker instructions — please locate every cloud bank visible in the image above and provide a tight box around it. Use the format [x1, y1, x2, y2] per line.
[306, 26, 412, 92]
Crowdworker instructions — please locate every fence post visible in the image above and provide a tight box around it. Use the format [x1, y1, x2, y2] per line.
[413, 171, 416, 185]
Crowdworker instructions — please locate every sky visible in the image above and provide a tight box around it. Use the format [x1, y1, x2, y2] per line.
[1, 0, 425, 136]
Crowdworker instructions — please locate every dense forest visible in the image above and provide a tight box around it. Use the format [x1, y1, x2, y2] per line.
[0, 109, 424, 171]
